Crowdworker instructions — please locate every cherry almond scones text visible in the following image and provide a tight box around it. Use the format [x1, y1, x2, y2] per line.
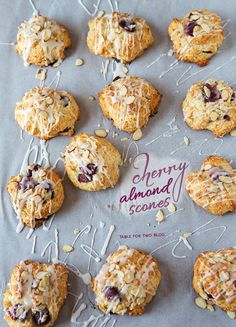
[3, 260, 68, 326]
[87, 12, 154, 63]
[168, 10, 224, 66]
[185, 156, 236, 216]
[91, 246, 161, 315]
[98, 76, 161, 133]
[64, 134, 122, 191]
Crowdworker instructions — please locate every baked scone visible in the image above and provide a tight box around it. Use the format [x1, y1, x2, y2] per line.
[91, 246, 161, 316]
[87, 12, 154, 63]
[64, 133, 122, 191]
[15, 87, 80, 140]
[3, 260, 68, 326]
[185, 156, 236, 215]
[7, 164, 64, 228]
[168, 10, 224, 66]
[98, 76, 161, 133]
[183, 80, 236, 138]
[193, 248, 236, 314]
[16, 15, 71, 67]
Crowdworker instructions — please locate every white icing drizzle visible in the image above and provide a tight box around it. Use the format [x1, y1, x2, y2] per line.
[20, 138, 38, 173]
[110, 320, 117, 327]
[31, 235, 37, 254]
[26, 228, 34, 239]
[112, 60, 127, 79]
[100, 225, 115, 256]
[39, 140, 50, 167]
[41, 228, 59, 263]
[87, 227, 97, 272]
[81, 243, 101, 263]
[114, 0, 119, 12]
[146, 53, 167, 69]
[43, 214, 56, 231]
[63, 225, 91, 264]
[222, 18, 231, 29]
[101, 59, 110, 81]
[122, 141, 139, 163]
[107, 0, 114, 11]
[145, 117, 179, 146]
[0, 42, 15, 46]
[28, 0, 38, 15]
[16, 219, 25, 233]
[176, 65, 207, 86]
[77, 0, 102, 17]
[47, 71, 61, 90]
[66, 263, 91, 285]
[71, 293, 87, 323]
[202, 55, 236, 80]
[165, 207, 184, 218]
[159, 59, 179, 79]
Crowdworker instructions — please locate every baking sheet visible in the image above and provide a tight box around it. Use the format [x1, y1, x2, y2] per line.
[0, 0, 236, 326]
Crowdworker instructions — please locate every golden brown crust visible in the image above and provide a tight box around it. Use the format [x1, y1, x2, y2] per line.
[7, 164, 64, 228]
[16, 15, 71, 67]
[15, 87, 80, 140]
[87, 12, 154, 63]
[64, 133, 122, 191]
[98, 76, 161, 133]
[182, 80, 236, 137]
[185, 156, 236, 215]
[168, 10, 224, 66]
[3, 260, 68, 327]
[193, 248, 236, 312]
[91, 246, 161, 316]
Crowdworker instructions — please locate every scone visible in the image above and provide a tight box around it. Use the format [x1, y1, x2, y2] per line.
[185, 156, 236, 215]
[16, 15, 71, 67]
[98, 76, 161, 133]
[64, 133, 122, 191]
[87, 12, 154, 63]
[91, 246, 161, 316]
[168, 10, 224, 66]
[3, 260, 68, 326]
[15, 87, 80, 140]
[7, 164, 64, 228]
[193, 248, 236, 314]
[182, 80, 236, 137]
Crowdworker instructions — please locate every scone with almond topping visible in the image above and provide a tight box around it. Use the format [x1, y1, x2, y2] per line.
[15, 87, 80, 140]
[7, 163, 64, 228]
[99, 76, 161, 133]
[193, 248, 236, 315]
[182, 80, 236, 137]
[3, 260, 68, 326]
[16, 15, 71, 67]
[87, 12, 154, 63]
[64, 133, 122, 191]
[168, 10, 224, 66]
[185, 156, 236, 215]
[91, 246, 161, 315]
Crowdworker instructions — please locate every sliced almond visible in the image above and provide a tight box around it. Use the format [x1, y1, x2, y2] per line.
[97, 10, 105, 18]
[33, 195, 42, 204]
[220, 271, 230, 281]
[119, 85, 127, 96]
[218, 175, 232, 184]
[75, 58, 84, 66]
[95, 129, 107, 138]
[120, 137, 128, 142]
[124, 271, 134, 283]
[167, 203, 176, 213]
[207, 304, 215, 312]
[122, 66, 129, 74]
[204, 86, 211, 98]
[227, 311, 236, 320]
[210, 111, 219, 121]
[52, 61, 60, 68]
[221, 89, 229, 101]
[43, 29, 52, 41]
[31, 24, 42, 33]
[88, 95, 95, 101]
[156, 209, 165, 223]
[182, 232, 192, 238]
[45, 96, 54, 105]
[195, 297, 207, 309]
[184, 136, 190, 145]
[230, 129, 236, 136]
[36, 69, 46, 81]
[190, 14, 200, 20]
[133, 128, 142, 141]
[126, 95, 135, 105]
[201, 23, 210, 33]
[63, 245, 73, 253]
[202, 164, 212, 171]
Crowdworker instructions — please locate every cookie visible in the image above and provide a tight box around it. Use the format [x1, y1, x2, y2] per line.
[16, 15, 71, 67]
[91, 246, 161, 316]
[182, 80, 236, 138]
[64, 133, 122, 191]
[87, 12, 154, 63]
[3, 260, 68, 327]
[7, 164, 64, 228]
[185, 156, 236, 215]
[168, 10, 224, 66]
[98, 76, 161, 133]
[15, 87, 80, 140]
[193, 248, 236, 314]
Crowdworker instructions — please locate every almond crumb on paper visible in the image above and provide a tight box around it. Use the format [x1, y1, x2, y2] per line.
[195, 297, 207, 309]
[63, 245, 73, 253]
[133, 128, 142, 141]
[95, 129, 107, 138]
[184, 136, 190, 145]
[73, 228, 80, 235]
[75, 58, 84, 66]
[230, 129, 236, 136]
[88, 95, 95, 101]
[167, 203, 176, 213]
[156, 209, 165, 224]
[36, 69, 46, 81]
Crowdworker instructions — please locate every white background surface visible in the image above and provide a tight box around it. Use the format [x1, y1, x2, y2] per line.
[0, 0, 236, 326]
